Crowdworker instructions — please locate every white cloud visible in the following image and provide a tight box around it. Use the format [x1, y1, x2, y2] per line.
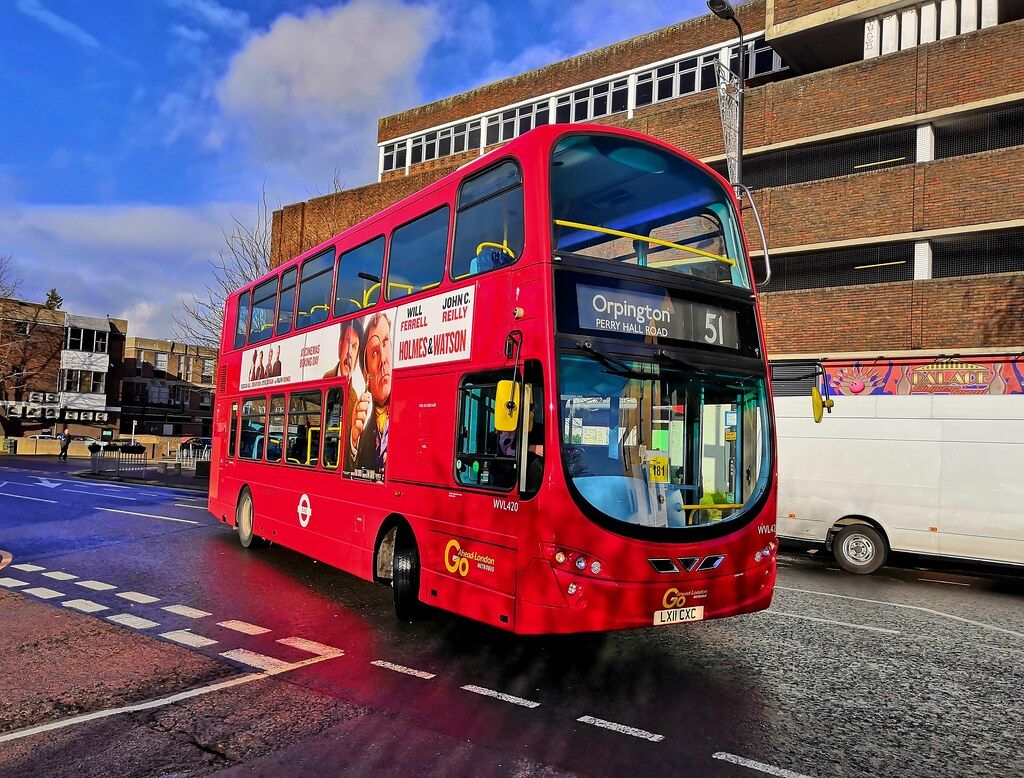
[165, 0, 250, 36]
[214, 0, 441, 187]
[171, 24, 210, 44]
[0, 201, 247, 338]
[16, 0, 100, 50]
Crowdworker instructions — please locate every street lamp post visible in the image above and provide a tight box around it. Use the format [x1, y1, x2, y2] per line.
[707, 0, 745, 187]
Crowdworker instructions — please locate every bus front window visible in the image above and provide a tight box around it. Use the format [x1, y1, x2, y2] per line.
[558, 353, 768, 531]
[550, 134, 749, 289]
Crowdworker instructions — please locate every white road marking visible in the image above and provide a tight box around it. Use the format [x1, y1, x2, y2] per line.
[160, 629, 217, 648]
[0, 577, 28, 588]
[96, 508, 200, 525]
[371, 660, 436, 679]
[162, 604, 211, 618]
[76, 580, 117, 591]
[32, 478, 62, 489]
[116, 591, 160, 604]
[42, 571, 78, 581]
[461, 684, 540, 709]
[766, 610, 900, 636]
[62, 599, 108, 614]
[713, 752, 814, 777]
[24, 587, 64, 599]
[66, 489, 138, 501]
[108, 613, 159, 629]
[174, 504, 208, 510]
[220, 649, 291, 672]
[918, 578, 971, 587]
[276, 637, 340, 657]
[0, 650, 342, 744]
[777, 585, 1024, 640]
[218, 620, 270, 635]
[11, 563, 45, 572]
[576, 715, 662, 741]
[0, 491, 57, 504]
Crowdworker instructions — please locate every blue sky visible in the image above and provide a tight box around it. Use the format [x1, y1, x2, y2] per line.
[0, 0, 703, 337]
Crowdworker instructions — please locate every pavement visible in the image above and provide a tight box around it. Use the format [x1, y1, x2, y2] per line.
[0, 457, 1022, 777]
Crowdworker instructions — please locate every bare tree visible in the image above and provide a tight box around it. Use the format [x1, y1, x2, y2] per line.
[0, 254, 20, 300]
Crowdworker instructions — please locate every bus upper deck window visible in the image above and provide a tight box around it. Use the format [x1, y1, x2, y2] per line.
[234, 292, 250, 350]
[248, 278, 277, 345]
[334, 236, 385, 316]
[296, 248, 335, 330]
[276, 268, 297, 336]
[386, 206, 450, 300]
[452, 159, 524, 280]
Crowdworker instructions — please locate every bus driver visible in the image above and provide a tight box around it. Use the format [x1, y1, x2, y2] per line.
[349, 312, 392, 477]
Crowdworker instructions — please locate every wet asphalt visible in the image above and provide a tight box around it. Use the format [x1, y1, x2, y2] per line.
[0, 457, 1022, 778]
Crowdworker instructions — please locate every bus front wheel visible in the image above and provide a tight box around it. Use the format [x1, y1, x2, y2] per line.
[833, 524, 887, 574]
[392, 528, 421, 621]
[236, 489, 260, 549]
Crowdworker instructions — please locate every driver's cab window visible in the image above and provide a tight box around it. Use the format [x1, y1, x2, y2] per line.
[456, 378, 518, 490]
[452, 159, 524, 280]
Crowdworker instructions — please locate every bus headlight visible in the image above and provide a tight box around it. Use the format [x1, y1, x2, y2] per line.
[575, 556, 587, 571]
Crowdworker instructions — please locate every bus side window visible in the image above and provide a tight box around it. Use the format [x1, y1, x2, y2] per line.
[296, 248, 335, 330]
[386, 206, 450, 299]
[239, 397, 267, 461]
[248, 277, 277, 344]
[234, 292, 250, 350]
[286, 391, 322, 466]
[334, 236, 385, 316]
[452, 159, 524, 280]
[455, 377, 517, 490]
[322, 388, 343, 469]
[229, 402, 239, 458]
[276, 268, 297, 336]
[266, 394, 285, 463]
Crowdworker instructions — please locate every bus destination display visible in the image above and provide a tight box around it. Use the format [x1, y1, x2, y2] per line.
[575, 284, 739, 349]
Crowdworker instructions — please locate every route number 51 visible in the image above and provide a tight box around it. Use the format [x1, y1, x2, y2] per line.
[704, 311, 725, 345]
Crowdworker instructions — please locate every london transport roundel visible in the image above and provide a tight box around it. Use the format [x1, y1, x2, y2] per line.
[297, 493, 312, 528]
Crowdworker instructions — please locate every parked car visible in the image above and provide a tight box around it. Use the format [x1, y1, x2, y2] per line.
[179, 437, 212, 456]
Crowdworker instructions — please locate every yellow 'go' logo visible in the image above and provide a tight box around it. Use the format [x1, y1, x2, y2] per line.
[662, 588, 686, 609]
[445, 539, 470, 577]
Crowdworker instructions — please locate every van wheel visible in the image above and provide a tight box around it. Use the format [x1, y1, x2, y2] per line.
[392, 528, 421, 621]
[833, 524, 887, 574]
[236, 489, 259, 549]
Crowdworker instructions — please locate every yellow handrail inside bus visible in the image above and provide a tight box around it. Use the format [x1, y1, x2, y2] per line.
[322, 425, 342, 469]
[553, 219, 736, 266]
[476, 240, 517, 259]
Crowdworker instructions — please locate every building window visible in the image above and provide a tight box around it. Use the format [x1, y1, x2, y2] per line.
[296, 248, 335, 330]
[763, 242, 915, 292]
[202, 359, 215, 383]
[155, 352, 168, 372]
[90, 372, 106, 394]
[199, 389, 213, 408]
[934, 104, 1024, 159]
[334, 236, 385, 316]
[65, 328, 82, 350]
[14, 321, 30, 336]
[94, 331, 108, 353]
[385, 206, 450, 299]
[931, 229, 1024, 279]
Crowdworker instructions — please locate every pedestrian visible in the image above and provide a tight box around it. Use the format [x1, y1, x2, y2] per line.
[58, 426, 73, 462]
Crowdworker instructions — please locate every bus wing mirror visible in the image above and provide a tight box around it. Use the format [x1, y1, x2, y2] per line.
[494, 380, 520, 432]
[811, 385, 834, 424]
[734, 183, 770, 289]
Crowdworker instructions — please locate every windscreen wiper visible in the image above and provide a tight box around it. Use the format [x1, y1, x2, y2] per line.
[576, 341, 657, 379]
[657, 349, 705, 372]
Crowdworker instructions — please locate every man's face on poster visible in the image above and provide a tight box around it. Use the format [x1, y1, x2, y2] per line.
[340, 325, 359, 379]
[364, 316, 392, 406]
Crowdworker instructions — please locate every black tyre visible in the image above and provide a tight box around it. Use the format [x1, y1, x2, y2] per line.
[392, 527, 421, 621]
[833, 523, 887, 574]
[236, 489, 259, 549]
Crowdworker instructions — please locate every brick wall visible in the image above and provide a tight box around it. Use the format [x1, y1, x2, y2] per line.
[762, 272, 1024, 354]
[769, 0, 863, 28]
[378, 2, 767, 142]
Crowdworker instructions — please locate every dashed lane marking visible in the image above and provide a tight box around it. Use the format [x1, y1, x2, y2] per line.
[96, 508, 200, 525]
[218, 620, 270, 635]
[108, 614, 159, 629]
[276, 637, 340, 657]
[371, 660, 436, 679]
[221, 649, 291, 672]
[76, 580, 117, 591]
[713, 752, 814, 777]
[919, 578, 971, 587]
[0, 648, 343, 744]
[0, 577, 29, 588]
[42, 571, 78, 581]
[11, 564, 45, 572]
[0, 491, 57, 504]
[461, 685, 540, 709]
[162, 605, 211, 618]
[577, 715, 663, 742]
[23, 587, 64, 599]
[766, 610, 900, 636]
[62, 599, 108, 614]
[160, 629, 217, 648]
[117, 591, 160, 604]
[777, 585, 1024, 640]
[174, 504, 208, 510]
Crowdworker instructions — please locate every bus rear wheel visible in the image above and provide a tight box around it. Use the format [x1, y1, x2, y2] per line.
[236, 489, 260, 549]
[833, 524, 887, 574]
[392, 528, 421, 621]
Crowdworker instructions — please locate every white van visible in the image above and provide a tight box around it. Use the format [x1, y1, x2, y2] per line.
[773, 358, 1024, 574]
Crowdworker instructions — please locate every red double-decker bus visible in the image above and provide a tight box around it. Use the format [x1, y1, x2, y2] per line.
[210, 124, 778, 634]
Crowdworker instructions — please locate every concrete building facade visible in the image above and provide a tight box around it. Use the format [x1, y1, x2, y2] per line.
[270, 0, 1024, 360]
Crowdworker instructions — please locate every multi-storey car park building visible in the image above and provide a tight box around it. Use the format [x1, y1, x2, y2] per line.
[270, 0, 1024, 365]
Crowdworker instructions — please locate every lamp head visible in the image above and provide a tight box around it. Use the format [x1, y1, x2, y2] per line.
[707, 0, 736, 20]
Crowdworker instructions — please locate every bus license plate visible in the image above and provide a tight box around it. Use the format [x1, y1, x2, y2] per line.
[653, 606, 705, 626]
